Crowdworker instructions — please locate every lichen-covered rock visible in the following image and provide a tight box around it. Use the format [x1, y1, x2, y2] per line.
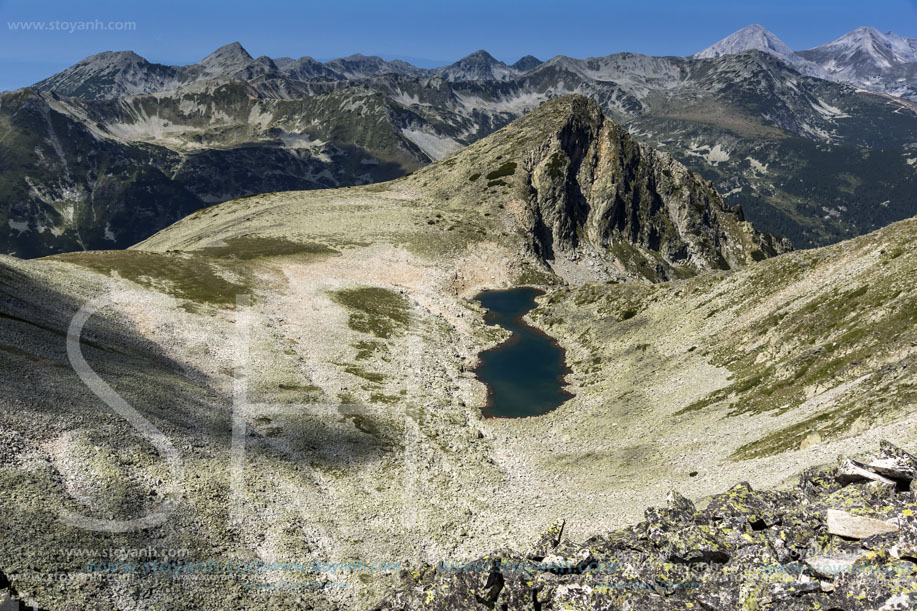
[372, 443, 917, 611]
[525, 518, 565, 560]
[798, 465, 844, 499]
[868, 441, 917, 484]
[701, 481, 795, 528]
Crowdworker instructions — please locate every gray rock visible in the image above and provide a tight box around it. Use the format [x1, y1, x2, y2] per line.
[826, 509, 899, 539]
[837, 458, 898, 486]
[867, 441, 917, 484]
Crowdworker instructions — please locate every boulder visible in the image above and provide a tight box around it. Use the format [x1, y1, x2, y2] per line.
[826, 509, 898, 539]
[867, 441, 917, 484]
[525, 518, 565, 560]
[836, 458, 897, 486]
[803, 551, 866, 579]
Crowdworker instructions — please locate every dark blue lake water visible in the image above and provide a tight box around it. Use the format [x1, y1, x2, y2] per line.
[474, 287, 573, 418]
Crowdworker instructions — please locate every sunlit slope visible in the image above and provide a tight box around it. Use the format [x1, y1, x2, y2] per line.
[531, 214, 917, 466]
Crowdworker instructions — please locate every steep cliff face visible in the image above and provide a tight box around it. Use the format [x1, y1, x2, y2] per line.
[411, 95, 788, 281]
[519, 97, 789, 277]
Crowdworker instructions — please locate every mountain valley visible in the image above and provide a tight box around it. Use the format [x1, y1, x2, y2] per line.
[1, 97, 916, 609]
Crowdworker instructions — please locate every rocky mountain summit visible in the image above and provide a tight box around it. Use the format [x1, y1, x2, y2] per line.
[373, 441, 917, 610]
[407, 95, 788, 280]
[693, 24, 826, 78]
[433, 50, 520, 82]
[694, 24, 800, 60]
[699, 25, 917, 101]
[800, 27, 917, 100]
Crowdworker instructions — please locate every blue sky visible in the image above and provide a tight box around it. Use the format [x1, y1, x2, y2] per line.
[1, 0, 916, 91]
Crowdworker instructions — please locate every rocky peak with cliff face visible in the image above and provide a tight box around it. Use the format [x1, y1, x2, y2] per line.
[516, 96, 790, 277]
[413, 95, 789, 281]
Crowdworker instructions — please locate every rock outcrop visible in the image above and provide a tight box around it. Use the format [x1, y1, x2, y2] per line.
[372, 442, 917, 610]
[515, 96, 790, 276]
[412, 95, 790, 281]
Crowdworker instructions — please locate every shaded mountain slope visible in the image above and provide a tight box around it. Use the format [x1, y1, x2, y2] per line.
[0, 86, 424, 257]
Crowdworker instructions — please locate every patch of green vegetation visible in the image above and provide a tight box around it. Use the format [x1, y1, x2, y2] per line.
[485, 162, 517, 180]
[487, 180, 507, 187]
[196, 236, 338, 260]
[343, 365, 385, 384]
[468, 173, 481, 182]
[343, 413, 396, 450]
[670, 264, 699, 279]
[353, 340, 385, 361]
[546, 151, 567, 179]
[400, 222, 493, 260]
[370, 393, 400, 405]
[620, 308, 638, 321]
[608, 240, 665, 282]
[331, 287, 410, 339]
[514, 266, 557, 286]
[277, 383, 322, 392]
[50, 251, 249, 309]
[338, 392, 358, 405]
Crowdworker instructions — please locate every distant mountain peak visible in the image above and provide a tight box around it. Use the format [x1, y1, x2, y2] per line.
[463, 49, 498, 62]
[198, 42, 253, 71]
[808, 27, 917, 67]
[694, 24, 827, 78]
[693, 24, 795, 60]
[33, 49, 180, 99]
[323, 53, 424, 78]
[435, 50, 516, 82]
[191, 42, 263, 81]
[80, 50, 147, 65]
[512, 55, 543, 72]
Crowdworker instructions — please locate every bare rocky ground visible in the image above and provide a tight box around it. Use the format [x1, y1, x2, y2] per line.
[1, 98, 915, 609]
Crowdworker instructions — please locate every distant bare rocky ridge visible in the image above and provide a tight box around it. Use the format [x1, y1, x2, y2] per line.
[5, 26, 917, 257]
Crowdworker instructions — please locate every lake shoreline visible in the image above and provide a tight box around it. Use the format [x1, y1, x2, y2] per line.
[472, 287, 573, 419]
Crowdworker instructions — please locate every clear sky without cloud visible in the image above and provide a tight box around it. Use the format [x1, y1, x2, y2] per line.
[1, 0, 916, 91]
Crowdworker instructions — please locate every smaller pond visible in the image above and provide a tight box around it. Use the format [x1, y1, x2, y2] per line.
[473, 287, 573, 418]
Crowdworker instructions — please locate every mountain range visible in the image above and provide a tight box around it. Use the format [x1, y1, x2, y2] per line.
[2, 26, 917, 258]
[36, 27, 917, 102]
[697, 24, 917, 99]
